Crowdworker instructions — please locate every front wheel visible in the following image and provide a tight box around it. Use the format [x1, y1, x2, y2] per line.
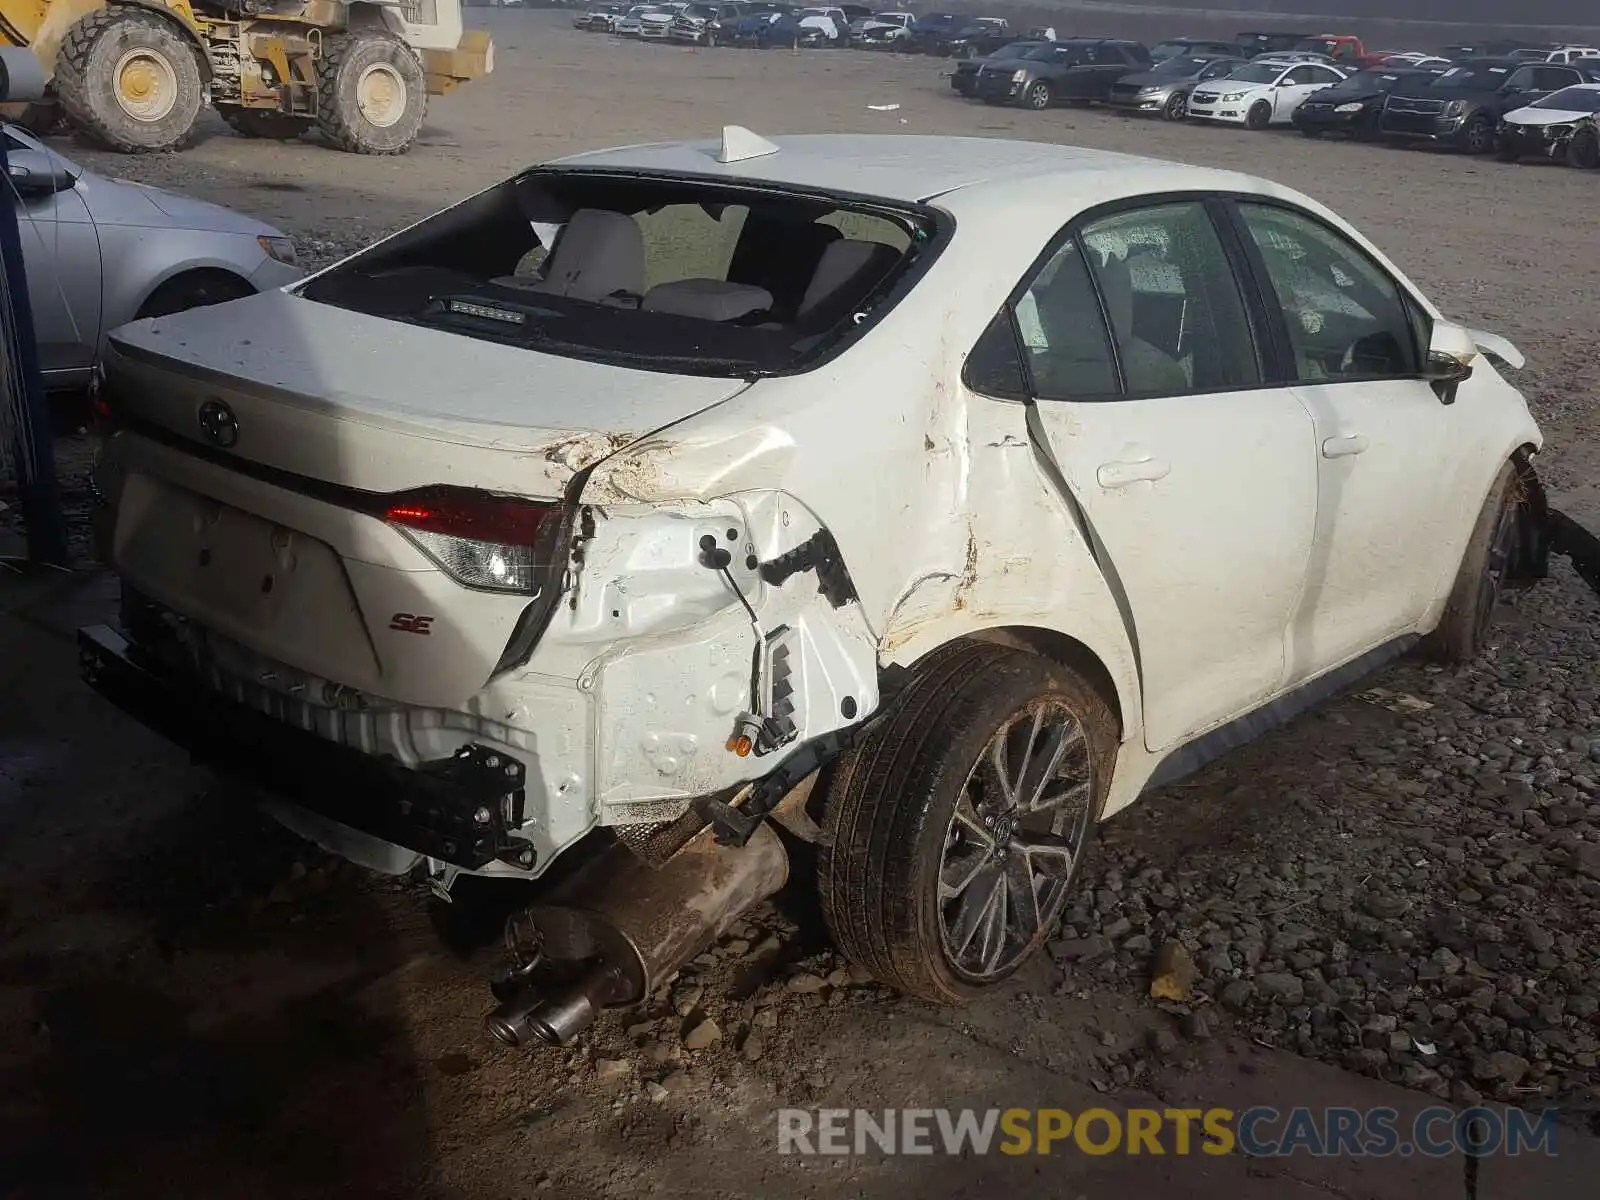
[316, 30, 427, 155]
[1424, 461, 1521, 663]
[1568, 123, 1600, 168]
[1245, 100, 1271, 130]
[1462, 114, 1495, 155]
[1023, 80, 1052, 110]
[818, 643, 1115, 1002]
[55, 8, 204, 152]
[135, 270, 254, 320]
[1162, 90, 1187, 120]
[1495, 134, 1520, 162]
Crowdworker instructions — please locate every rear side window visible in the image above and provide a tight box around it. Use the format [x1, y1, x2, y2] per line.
[1004, 201, 1260, 401]
[1015, 239, 1120, 400]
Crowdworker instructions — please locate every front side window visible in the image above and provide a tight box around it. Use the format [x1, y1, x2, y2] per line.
[1008, 202, 1260, 401]
[1532, 66, 1581, 90]
[1235, 203, 1421, 383]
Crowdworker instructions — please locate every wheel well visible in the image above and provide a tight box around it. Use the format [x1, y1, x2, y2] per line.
[107, 0, 214, 82]
[962, 627, 1125, 736]
[135, 267, 255, 319]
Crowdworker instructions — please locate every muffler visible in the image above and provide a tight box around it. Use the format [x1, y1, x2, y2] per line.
[485, 822, 789, 1048]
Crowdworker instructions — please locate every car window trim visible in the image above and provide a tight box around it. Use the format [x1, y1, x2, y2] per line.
[965, 190, 1277, 405]
[1219, 195, 1431, 387]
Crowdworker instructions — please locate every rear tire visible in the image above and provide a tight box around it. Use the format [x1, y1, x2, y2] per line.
[220, 108, 314, 141]
[817, 642, 1116, 1003]
[1424, 461, 1520, 663]
[1245, 100, 1271, 130]
[55, 8, 204, 153]
[135, 271, 254, 320]
[316, 30, 427, 155]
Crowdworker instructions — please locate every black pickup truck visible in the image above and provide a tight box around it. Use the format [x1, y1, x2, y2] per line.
[1378, 58, 1599, 153]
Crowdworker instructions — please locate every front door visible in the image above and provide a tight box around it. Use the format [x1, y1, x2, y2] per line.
[1011, 199, 1319, 751]
[5, 130, 102, 382]
[1274, 65, 1343, 120]
[1230, 200, 1454, 680]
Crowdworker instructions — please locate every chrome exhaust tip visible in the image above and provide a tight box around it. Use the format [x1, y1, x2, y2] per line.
[484, 990, 543, 1047]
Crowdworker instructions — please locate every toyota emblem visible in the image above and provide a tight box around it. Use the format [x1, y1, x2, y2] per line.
[198, 399, 239, 448]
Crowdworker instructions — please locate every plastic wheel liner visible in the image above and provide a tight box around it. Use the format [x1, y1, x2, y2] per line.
[1512, 454, 1600, 600]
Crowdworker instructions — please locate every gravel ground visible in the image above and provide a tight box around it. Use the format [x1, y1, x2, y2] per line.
[3, 11, 1600, 1197]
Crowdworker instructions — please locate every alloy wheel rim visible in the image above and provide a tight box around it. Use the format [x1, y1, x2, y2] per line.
[938, 699, 1094, 982]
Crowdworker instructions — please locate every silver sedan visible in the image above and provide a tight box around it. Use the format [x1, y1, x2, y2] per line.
[5, 123, 302, 390]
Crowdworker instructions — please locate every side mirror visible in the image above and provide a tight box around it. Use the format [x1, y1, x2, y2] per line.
[1424, 320, 1476, 404]
[6, 150, 77, 198]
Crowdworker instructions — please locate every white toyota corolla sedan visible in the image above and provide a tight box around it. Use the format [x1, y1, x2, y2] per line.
[1188, 58, 1348, 127]
[82, 132, 1543, 1041]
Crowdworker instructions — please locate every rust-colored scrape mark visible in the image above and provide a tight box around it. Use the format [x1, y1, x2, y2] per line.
[541, 431, 636, 473]
[953, 527, 980, 611]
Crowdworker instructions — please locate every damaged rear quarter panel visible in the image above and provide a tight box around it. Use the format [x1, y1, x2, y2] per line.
[515, 494, 879, 825]
[577, 183, 1144, 768]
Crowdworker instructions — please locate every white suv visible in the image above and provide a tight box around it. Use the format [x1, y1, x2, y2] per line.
[83, 130, 1544, 1043]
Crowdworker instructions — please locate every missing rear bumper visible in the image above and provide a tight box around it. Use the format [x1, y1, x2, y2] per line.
[78, 624, 538, 871]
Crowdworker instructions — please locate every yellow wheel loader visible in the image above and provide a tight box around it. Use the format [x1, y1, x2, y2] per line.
[0, 0, 492, 154]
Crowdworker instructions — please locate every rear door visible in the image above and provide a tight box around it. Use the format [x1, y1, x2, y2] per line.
[1005, 198, 1319, 751]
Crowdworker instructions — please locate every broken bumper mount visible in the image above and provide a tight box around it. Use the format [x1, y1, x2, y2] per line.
[77, 624, 537, 872]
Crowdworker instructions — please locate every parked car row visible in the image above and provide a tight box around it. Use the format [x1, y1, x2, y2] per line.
[943, 34, 1600, 171]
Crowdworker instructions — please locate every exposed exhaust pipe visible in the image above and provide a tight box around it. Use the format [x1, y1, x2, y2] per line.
[485, 822, 789, 1047]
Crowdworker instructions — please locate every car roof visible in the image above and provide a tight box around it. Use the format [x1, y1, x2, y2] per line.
[549, 133, 1260, 206]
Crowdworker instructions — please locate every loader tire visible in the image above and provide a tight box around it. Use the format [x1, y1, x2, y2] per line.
[55, 8, 204, 153]
[316, 31, 427, 155]
[817, 642, 1116, 1004]
[220, 107, 313, 141]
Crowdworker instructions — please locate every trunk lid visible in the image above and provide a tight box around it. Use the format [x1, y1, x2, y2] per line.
[101, 291, 751, 710]
[105, 289, 752, 498]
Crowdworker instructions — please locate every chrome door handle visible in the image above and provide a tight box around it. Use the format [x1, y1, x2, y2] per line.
[1097, 458, 1172, 488]
[1321, 434, 1369, 459]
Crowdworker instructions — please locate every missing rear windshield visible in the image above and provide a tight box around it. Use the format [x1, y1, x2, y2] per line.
[298, 169, 945, 377]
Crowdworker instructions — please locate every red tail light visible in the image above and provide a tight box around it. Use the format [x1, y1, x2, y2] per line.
[383, 489, 556, 547]
[380, 488, 562, 594]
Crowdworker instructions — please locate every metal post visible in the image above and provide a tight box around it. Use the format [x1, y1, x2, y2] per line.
[0, 46, 68, 566]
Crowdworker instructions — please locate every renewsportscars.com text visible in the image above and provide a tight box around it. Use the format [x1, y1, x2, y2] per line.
[776, 1105, 1559, 1158]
